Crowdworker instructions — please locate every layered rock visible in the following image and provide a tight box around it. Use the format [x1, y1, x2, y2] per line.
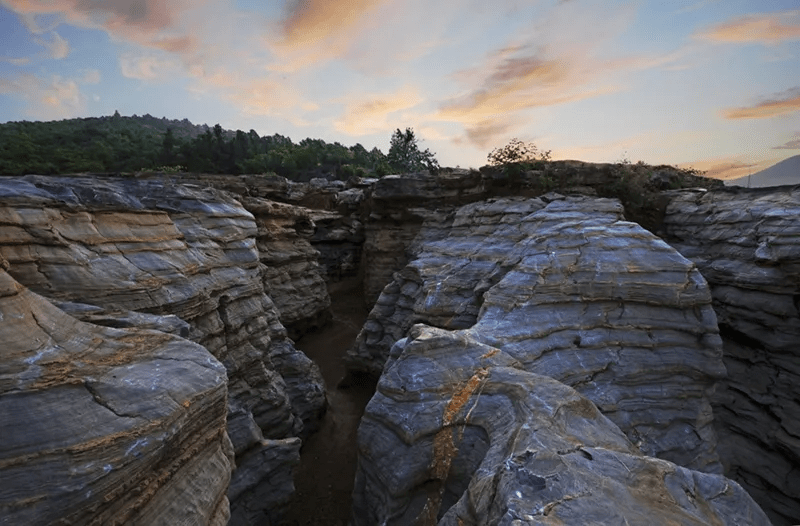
[0, 265, 232, 525]
[0, 175, 326, 524]
[352, 325, 769, 525]
[348, 195, 725, 472]
[662, 186, 800, 525]
[242, 197, 330, 337]
[360, 171, 487, 305]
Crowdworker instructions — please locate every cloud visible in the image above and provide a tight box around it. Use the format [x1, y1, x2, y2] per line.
[677, 156, 773, 181]
[697, 10, 800, 44]
[280, 0, 381, 48]
[774, 134, 800, 150]
[0, 56, 30, 66]
[0, 73, 86, 119]
[435, 43, 622, 147]
[81, 69, 101, 84]
[334, 87, 422, 135]
[723, 87, 800, 119]
[266, 0, 389, 72]
[0, 0, 200, 56]
[119, 53, 180, 81]
[33, 31, 70, 59]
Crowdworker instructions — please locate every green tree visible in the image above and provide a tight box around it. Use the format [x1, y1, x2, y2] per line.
[387, 128, 439, 174]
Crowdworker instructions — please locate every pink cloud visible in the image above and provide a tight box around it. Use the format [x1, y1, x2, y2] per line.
[697, 10, 800, 44]
[724, 87, 800, 119]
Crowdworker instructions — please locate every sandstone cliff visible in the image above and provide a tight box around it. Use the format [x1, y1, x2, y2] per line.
[0, 264, 232, 525]
[662, 186, 800, 525]
[0, 175, 326, 524]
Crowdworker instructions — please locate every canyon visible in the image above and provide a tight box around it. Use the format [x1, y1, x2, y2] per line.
[0, 165, 796, 525]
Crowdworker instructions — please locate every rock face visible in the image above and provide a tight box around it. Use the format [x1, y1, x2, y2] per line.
[242, 197, 331, 337]
[352, 325, 770, 525]
[0, 265, 232, 525]
[662, 186, 800, 525]
[348, 195, 726, 472]
[0, 175, 326, 524]
[360, 171, 487, 305]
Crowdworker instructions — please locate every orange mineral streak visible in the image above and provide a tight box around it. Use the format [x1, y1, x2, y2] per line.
[419, 367, 489, 525]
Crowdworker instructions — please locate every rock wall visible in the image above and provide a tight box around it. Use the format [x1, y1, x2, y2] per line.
[351, 324, 770, 525]
[242, 197, 330, 338]
[0, 175, 326, 524]
[0, 264, 232, 525]
[347, 196, 726, 473]
[360, 171, 488, 305]
[662, 186, 800, 525]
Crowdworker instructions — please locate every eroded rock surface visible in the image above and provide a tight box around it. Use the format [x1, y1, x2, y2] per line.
[348, 196, 725, 472]
[0, 175, 326, 524]
[242, 197, 330, 337]
[662, 186, 800, 525]
[0, 266, 232, 525]
[352, 325, 770, 525]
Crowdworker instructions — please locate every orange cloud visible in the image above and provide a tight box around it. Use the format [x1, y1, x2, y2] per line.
[435, 45, 621, 147]
[677, 157, 774, 181]
[264, 0, 386, 71]
[334, 87, 422, 135]
[724, 87, 800, 119]
[698, 10, 800, 44]
[0, 0, 199, 55]
[280, 0, 381, 48]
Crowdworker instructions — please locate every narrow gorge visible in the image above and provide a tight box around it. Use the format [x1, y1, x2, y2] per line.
[0, 166, 797, 525]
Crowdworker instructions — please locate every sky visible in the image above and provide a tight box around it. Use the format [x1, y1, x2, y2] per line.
[0, 0, 799, 179]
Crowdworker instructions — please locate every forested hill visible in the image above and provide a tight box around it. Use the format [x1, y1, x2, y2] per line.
[0, 112, 391, 179]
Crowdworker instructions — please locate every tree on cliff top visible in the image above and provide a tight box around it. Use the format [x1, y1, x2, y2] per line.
[387, 128, 439, 174]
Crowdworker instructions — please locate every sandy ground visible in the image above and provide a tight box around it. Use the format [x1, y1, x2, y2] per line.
[281, 279, 375, 526]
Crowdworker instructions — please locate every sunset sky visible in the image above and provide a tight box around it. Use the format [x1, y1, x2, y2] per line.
[1, 0, 798, 179]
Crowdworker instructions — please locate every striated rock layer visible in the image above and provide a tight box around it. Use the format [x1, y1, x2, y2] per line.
[0, 175, 326, 524]
[348, 196, 726, 472]
[352, 325, 770, 525]
[0, 265, 233, 525]
[662, 186, 800, 525]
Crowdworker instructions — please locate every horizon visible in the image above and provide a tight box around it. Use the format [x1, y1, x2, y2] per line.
[0, 0, 798, 180]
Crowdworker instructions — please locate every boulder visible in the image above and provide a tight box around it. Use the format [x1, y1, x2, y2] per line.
[351, 325, 770, 525]
[0, 267, 233, 525]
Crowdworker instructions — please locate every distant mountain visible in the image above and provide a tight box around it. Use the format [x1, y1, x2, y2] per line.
[726, 155, 800, 188]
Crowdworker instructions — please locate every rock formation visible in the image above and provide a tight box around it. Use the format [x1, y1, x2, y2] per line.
[0, 263, 232, 525]
[348, 195, 725, 472]
[0, 175, 326, 524]
[662, 186, 800, 525]
[351, 325, 770, 525]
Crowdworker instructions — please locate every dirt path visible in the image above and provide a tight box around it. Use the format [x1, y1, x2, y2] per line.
[282, 279, 375, 525]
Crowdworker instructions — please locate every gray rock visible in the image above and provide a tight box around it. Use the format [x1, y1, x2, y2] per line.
[0, 175, 326, 524]
[0, 268, 233, 525]
[662, 186, 800, 525]
[351, 325, 770, 525]
[348, 196, 726, 472]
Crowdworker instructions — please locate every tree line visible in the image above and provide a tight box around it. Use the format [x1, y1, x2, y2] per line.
[0, 114, 439, 180]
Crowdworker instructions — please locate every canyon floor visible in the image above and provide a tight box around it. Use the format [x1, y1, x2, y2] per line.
[283, 278, 375, 525]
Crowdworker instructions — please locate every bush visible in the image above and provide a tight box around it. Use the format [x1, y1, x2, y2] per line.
[487, 138, 551, 167]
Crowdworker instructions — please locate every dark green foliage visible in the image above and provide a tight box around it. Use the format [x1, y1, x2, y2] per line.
[387, 128, 439, 174]
[0, 114, 391, 180]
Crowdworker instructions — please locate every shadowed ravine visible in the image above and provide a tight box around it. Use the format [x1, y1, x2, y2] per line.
[283, 278, 375, 525]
